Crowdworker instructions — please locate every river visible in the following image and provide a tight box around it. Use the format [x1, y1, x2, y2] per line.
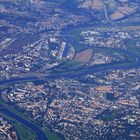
[0, 25, 140, 140]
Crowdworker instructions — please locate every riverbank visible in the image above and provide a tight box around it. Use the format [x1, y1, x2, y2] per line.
[0, 25, 140, 140]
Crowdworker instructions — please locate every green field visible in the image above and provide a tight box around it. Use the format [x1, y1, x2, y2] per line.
[44, 128, 62, 140]
[125, 37, 140, 54]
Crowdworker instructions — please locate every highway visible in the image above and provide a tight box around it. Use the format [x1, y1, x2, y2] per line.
[0, 25, 140, 140]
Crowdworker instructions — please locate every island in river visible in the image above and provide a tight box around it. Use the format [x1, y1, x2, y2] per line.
[0, 0, 140, 140]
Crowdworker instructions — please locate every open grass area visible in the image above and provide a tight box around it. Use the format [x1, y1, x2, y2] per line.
[45, 0, 66, 7]
[44, 128, 62, 140]
[14, 123, 36, 140]
[125, 37, 140, 48]
[124, 37, 140, 55]
[73, 49, 93, 63]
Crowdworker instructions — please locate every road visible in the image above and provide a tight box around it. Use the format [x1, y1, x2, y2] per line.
[0, 25, 140, 140]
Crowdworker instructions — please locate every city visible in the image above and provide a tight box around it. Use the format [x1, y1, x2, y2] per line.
[0, 0, 140, 140]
